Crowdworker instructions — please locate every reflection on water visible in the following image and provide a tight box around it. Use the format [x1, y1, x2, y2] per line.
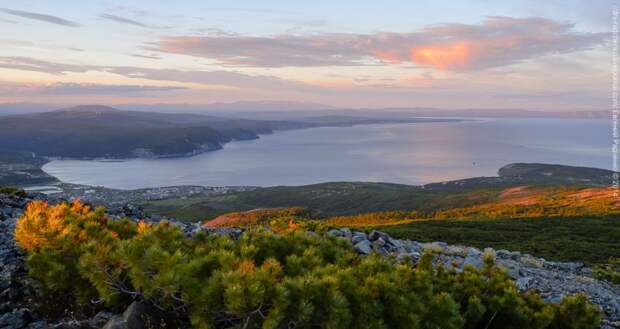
[43, 118, 610, 189]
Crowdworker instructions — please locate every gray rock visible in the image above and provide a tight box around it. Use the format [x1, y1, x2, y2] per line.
[0, 308, 30, 329]
[328, 229, 344, 237]
[516, 277, 533, 290]
[340, 227, 352, 240]
[88, 311, 114, 328]
[51, 320, 82, 329]
[422, 241, 447, 253]
[396, 252, 421, 263]
[386, 237, 402, 249]
[544, 261, 584, 273]
[445, 245, 468, 256]
[368, 230, 389, 242]
[351, 232, 367, 244]
[123, 301, 152, 329]
[353, 240, 372, 255]
[463, 249, 484, 269]
[373, 237, 386, 248]
[26, 321, 47, 329]
[520, 255, 545, 268]
[102, 316, 126, 329]
[403, 241, 424, 253]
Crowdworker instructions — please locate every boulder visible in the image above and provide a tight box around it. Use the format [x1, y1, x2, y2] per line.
[368, 230, 389, 242]
[88, 311, 114, 328]
[123, 301, 153, 329]
[373, 237, 386, 248]
[462, 249, 483, 270]
[340, 227, 352, 241]
[327, 229, 344, 237]
[102, 301, 165, 329]
[351, 232, 367, 244]
[353, 240, 372, 255]
[102, 316, 126, 329]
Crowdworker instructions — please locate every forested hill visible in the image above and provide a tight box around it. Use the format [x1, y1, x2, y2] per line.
[0, 105, 312, 159]
[0, 105, 451, 159]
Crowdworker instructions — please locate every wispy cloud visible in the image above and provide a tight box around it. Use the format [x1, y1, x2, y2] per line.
[131, 53, 161, 60]
[151, 16, 605, 70]
[1, 8, 79, 27]
[100, 13, 150, 28]
[0, 56, 93, 75]
[0, 56, 314, 91]
[0, 82, 185, 96]
[0, 17, 17, 24]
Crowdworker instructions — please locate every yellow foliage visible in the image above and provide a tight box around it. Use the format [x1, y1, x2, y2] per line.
[136, 220, 150, 235]
[14, 200, 102, 252]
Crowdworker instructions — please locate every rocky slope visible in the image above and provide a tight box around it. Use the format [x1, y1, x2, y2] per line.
[1, 192, 618, 329]
[327, 228, 620, 329]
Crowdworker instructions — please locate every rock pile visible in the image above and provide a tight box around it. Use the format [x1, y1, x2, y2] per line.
[328, 228, 620, 328]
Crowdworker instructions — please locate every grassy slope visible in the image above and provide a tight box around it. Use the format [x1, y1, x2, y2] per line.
[381, 216, 620, 265]
[140, 165, 619, 264]
[141, 182, 501, 221]
[141, 163, 616, 221]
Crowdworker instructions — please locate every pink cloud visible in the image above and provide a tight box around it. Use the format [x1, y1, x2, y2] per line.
[150, 17, 605, 71]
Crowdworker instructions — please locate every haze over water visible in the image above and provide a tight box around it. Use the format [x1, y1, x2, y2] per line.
[43, 118, 610, 189]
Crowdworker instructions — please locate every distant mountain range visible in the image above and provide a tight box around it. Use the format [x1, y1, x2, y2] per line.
[0, 101, 609, 119]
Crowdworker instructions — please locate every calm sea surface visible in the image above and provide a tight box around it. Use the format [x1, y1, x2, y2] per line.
[42, 118, 611, 189]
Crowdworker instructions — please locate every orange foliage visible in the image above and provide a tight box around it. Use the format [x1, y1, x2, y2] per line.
[136, 220, 150, 235]
[15, 200, 113, 252]
[432, 186, 620, 220]
[15, 201, 84, 252]
[204, 207, 308, 228]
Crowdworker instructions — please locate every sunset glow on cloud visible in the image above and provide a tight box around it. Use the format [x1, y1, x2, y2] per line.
[0, 1, 611, 109]
[410, 43, 471, 70]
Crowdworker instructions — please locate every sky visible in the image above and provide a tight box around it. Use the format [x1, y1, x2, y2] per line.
[0, 0, 613, 110]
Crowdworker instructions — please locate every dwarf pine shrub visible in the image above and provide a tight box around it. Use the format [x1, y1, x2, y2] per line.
[15, 201, 601, 329]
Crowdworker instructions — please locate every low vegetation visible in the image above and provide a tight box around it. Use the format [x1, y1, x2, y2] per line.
[208, 212, 619, 265]
[0, 186, 27, 197]
[142, 182, 618, 223]
[200, 184, 620, 265]
[594, 258, 620, 284]
[15, 201, 602, 328]
[430, 186, 619, 220]
[204, 207, 310, 228]
[141, 182, 498, 220]
[381, 216, 620, 265]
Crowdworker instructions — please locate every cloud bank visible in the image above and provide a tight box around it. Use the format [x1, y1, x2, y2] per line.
[152, 16, 605, 70]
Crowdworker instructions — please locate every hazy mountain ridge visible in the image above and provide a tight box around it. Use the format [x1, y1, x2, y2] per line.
[0, 101, 609, 119]
[0, 105, 459, 160]
[0, 105, 312, 159]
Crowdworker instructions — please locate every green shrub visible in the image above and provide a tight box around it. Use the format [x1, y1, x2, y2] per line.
[16, 201, 601, 329]
[593, 258, 620, 284]
[0, 186, 27, 197]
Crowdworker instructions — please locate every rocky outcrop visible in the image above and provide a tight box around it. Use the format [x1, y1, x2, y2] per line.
[0, 192, 110, 329]
[328, 228, 620, 329]
[1, 192, 38, 329]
